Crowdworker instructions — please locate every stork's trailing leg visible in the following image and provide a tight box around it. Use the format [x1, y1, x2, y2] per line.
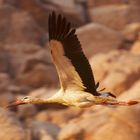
[87, 95, 139, 106]
[100, 100, 139, 106]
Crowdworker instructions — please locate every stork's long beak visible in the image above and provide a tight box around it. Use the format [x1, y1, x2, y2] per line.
[6, 100, 25, 108]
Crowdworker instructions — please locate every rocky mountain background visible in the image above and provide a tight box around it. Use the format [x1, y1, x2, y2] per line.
[0, 0, 140, 140]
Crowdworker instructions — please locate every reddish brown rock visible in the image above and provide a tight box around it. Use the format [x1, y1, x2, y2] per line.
[0, 50, 12, 74]
[130, 41, 140, 54]
[122, 22, 140, 41]
[0, 92, 15, 107]
[6, 11, 45, 45]
[87, 0, 129, 8]
[89, 5, 140, 30]
[18, 104, 37, 119]
[43, 0, 87, 26]
[118, 80, 140, 101]
[4, 0, 86, 28]
[0, 5, 15, 43]
[36, 107, 84, 127]
[0, 0, 5, 4]
[0, 5, 45, 45]
[77, 23, 123, 58]
[14, 48, 58, 88]
[0, 73, 12, 92]
[4, 43, 42, 80]
[4, 0, 50, 30]
[0, 108, 28, 140]
[16, 63, 58, 88]
[28, 120, 60, 140]
[3, 43, 58, 89]
[29, 87, 58, 98]
[90, 50, 140, 96]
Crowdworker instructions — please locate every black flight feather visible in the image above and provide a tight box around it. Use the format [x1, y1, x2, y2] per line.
[48, 12, 100, 96]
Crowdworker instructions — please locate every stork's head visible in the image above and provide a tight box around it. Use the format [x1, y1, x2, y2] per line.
[6, 96, 37, 108]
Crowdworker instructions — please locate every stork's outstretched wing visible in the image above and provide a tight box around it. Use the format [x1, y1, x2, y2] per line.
[48, 12, 100, 96]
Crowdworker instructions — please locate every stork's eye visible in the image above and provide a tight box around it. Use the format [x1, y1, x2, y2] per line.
[23, 97, 28, 100]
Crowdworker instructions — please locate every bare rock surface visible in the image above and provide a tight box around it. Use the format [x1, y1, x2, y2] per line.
[43, 0, 87, 26]
[16, 63, 58, 88]
[3, 43, 58, 89]
[89, 5, 140, 30]
[0, 5, 45, 45]
[130, 41, 140, 54]
[87, 0, 129, 7]
[0, 73, 11, 91]
[0, 92, 15, 107]
[0, 108, 28, 140]
[4, 0, 50, 30]
[28, 120, 60, 140]
[90, 50, 140, 96]
[77, 23, 123, 58]
[4, 0, 86, 27]
[36, 107, 84, 127]
[122, 22, 140, 41]
[0, 50, 12, 74]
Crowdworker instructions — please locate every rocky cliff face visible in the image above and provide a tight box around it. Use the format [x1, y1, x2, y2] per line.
[0, 0, 140, 140]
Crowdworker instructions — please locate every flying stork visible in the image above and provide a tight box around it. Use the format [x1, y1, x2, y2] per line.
[7, 12, 139, 108]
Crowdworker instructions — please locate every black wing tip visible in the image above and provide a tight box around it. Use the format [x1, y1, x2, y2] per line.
[48, 11, 75, 41]
[49, 11, 55, 17]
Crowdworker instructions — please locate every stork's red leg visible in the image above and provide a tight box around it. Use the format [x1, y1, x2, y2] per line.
[102, 100, 139, 106]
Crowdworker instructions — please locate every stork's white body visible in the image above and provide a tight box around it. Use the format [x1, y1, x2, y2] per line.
[47, 89, 117, 108]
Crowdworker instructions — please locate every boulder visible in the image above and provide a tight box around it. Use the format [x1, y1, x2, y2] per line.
[17, 104, 37, 119]
[77, 23, 123, 58]
[42, 0, 87, 26]
[4, 0, 86, 27]
[14, 47, 58, 88]
[130, 41, 140, 54]
[0, 5, 46, 46]
[0, 108, 28, 140]
[4, 0, 50, 30]
[0, 0, 5, 4]
[16, 63, 58, 88]
[3, 43, 58, 89]
[87, 0, 129, 8]
[122, 22, 140, 41]
[0, 73, 11, 92]
[36, 107, 83, 127]
[29, 120, 60, 140]
[0, 92, 15, 107]
[4, 43, 43, 79]
[90, 50, 140, 96]
[0, 48, 13, 77]
[89, 5, 140, 30]
[0, 5, 15, 43]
